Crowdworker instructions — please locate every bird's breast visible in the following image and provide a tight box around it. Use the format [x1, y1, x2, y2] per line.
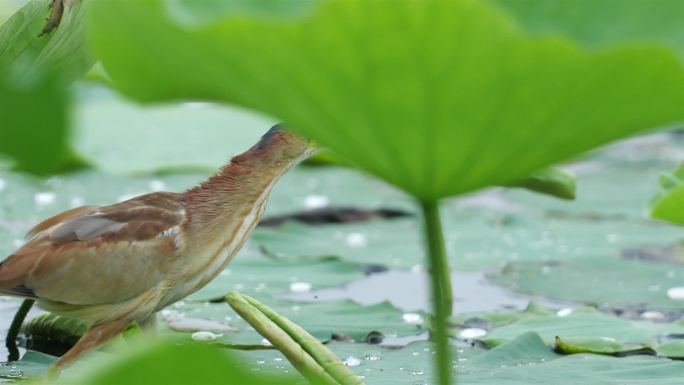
[159, 192, 271, 307]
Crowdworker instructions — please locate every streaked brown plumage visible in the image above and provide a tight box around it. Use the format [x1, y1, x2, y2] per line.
[0, 126, 314, 369]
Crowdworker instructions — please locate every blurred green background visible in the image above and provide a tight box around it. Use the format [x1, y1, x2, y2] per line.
[0, 0, 683, 384]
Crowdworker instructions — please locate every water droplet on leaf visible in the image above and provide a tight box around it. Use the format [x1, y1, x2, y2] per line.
[304, 195, 329, 209]
[345, 232, 367, 247]
[169, 318, 235, 333]
[342, 356, 361, 367]
[667, 287, 684, 300]
[149, 180, 166, 191]
[191, 331, 221, 341]
[402, 313, 424, 325]
[641, 311, 665, 320]
[289, 282, 312, 293]
[458, 328, 487, 339]
[34, 192, 56, 206]
[557, 308, 573, 317]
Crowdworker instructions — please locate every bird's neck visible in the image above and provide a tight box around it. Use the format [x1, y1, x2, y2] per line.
[183, 159, 285, 246]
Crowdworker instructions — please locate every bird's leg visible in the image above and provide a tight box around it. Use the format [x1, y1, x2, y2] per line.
[51, 319, 132, 371]
[5, 299, 35, 362]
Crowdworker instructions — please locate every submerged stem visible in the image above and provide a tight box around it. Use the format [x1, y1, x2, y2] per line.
[6, 299, 35, 362]
[420, 199, 453, 385]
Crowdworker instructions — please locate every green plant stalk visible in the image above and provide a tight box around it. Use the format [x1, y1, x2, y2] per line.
[420, 200, 453, 385]
[6, 299, 35, 361]
[227, 291, 362, 385]
[240, 293, 362, 385]
[227, 292, 335, 385]
[214, 342, 278, 351]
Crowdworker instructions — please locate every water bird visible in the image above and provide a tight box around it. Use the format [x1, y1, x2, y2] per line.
[0, 126, 315, 369]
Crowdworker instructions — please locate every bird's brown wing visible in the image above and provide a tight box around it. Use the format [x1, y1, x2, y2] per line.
[25, 205, 101, 241]
[0, 192, 186, 306]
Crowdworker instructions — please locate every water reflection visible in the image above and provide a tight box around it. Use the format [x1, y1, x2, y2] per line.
[283, 270, 574, 313]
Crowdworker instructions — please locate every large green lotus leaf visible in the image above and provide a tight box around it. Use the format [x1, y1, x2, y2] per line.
[0, 0, 93, 83]
[88, 0, 684, 200]
[165, 298, 426, 344]
[461, 332, 684, 385]
[0, 1, 30, 24]
[233, 333, 684, 385]
[53, 339, 302, 385]
[450, 301, 553, 328]
[651, 163, 684, 226]
[656, 340, 684, 359]
[493, 257, 684, 309]
[506, 162, 681, 220]
[0, 350, 57, 379]
[228, 340, 485, 384]
[252, 210, 684, 271]
[478, 307, 684, 349]
[263, 299, 427, 341]
[452, 305, 684, 357]
[187, 256, 365, 301]
[490, 0, 684, 59]
[256, 153, 683, 271]
[16, 333, 684, 384]
[252, 219, 424, 270]
[0, 76, 87, 175]
[309, 145, 577, 200]
[11, 340, 304, 384]
[0, 0, 92, 174]
[164, 0, 316, 25]
[505, 167, 575, 200]
[554, 336, 654, 356]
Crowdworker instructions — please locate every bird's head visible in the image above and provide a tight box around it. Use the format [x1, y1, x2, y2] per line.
[233, 124, 317, 170]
